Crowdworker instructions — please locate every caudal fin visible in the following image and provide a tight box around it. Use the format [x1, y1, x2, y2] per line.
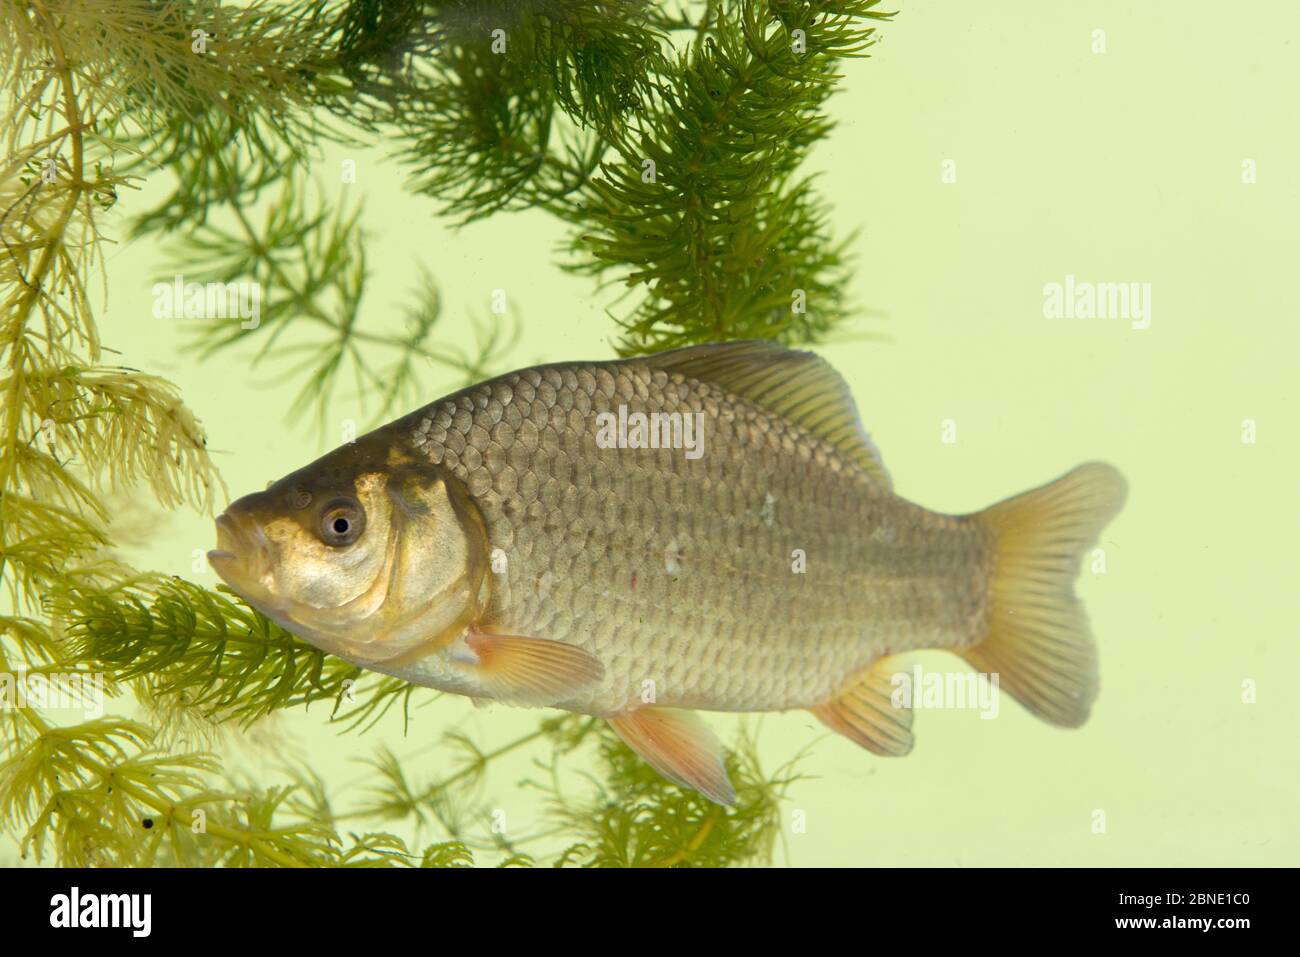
[962, 462, 1127, 727]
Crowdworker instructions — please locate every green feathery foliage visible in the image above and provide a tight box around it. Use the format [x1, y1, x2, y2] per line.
[309, 0, 890, 352]
[1, 0, 888, 867]
[53, 577, 419, 731]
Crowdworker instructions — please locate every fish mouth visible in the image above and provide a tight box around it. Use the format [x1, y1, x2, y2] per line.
[207, 515, 328, 649]
[207, 512, 272, 591]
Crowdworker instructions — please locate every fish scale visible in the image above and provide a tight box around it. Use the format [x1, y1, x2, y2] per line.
[400, 357, 990, 716]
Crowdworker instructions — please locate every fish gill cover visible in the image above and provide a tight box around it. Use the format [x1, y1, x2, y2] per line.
[0, 0, 889, 867]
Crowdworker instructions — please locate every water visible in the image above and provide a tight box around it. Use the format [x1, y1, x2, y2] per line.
[97, 1, 1297, 865]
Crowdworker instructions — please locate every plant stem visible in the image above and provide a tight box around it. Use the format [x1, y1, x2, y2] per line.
[0, 0, 91, 604]
[655, 808, 718, 867]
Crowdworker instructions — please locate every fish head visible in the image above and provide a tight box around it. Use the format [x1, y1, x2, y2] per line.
[208, 432, 488, 667]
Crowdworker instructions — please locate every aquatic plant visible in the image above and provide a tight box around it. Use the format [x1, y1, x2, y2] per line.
[0, 0, 886, 866]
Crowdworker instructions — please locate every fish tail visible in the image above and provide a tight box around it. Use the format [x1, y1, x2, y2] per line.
[961, 462, 1127, 727]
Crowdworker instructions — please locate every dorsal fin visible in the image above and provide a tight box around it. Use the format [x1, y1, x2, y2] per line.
[643, 340, 890, 487]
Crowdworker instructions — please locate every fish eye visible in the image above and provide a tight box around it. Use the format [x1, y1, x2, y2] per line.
[319, 497, 365, 546]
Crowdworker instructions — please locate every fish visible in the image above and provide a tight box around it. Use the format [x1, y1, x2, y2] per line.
[208, 340, 1127, 805]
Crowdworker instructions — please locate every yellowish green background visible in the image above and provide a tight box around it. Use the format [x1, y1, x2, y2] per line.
[75, 1, 1300, 864]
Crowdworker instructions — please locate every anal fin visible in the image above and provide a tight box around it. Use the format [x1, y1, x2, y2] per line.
[607, 707, 736, 806]
[809, 655, 914, 756]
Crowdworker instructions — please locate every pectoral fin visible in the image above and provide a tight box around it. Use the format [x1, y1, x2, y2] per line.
[465, 629, 603, 705]
[809, 654, 914, 756]
[607, 707, 736, 806]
